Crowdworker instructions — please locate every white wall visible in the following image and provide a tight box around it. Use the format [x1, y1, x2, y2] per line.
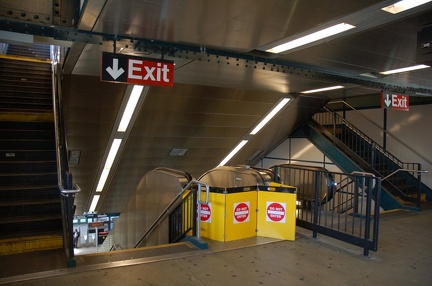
[256, 137, 342, 173]
[348, 105, 432, 187]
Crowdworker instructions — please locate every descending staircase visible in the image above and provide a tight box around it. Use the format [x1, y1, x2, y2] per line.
[0, 44, 64, 255]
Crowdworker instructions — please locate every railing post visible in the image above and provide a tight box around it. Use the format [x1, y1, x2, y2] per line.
[417, 164, 422, 209]
[313, 171, 321, 238]
[353, 176, 360, 216]
[363, 176, 374, 256]
[66, 194, 75, 263]
[194, 183, 199, 239]
[372, 178, 381, 252]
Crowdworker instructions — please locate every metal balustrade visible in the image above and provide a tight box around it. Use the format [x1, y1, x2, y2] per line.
[312, 102, 430, 208]
[272, 164, 381, 256]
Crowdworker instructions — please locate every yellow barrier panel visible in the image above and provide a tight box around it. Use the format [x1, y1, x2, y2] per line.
[224, 191, 257, 241]
[199, 192, 225, 242]
[199, 185, 296, 242]
[257, 191, 297, 241]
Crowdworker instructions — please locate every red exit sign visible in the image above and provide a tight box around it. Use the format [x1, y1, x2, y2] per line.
[381, 91, 409, 111]
[101, 52, 174, 87]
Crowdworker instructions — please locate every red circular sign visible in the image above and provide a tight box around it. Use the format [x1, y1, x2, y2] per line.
[234, 202, 249, 222]
[267, 202, 285, 222]
[200, 203, 211, 221]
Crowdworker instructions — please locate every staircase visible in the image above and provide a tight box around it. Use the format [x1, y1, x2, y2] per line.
[0, 45, 64, 255]
[310, 105, 432, 210]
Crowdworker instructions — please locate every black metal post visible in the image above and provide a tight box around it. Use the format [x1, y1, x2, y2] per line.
[312, 172, 321, 238]
[363, 177, 373, 256]
[417, 164, 422, 209]
[192, 188, 198, 237]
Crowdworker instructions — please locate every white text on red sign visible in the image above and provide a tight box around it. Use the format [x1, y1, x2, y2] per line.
[266, 202, 286, 223]
[101, 52, 174, 87]
[128, 60, 172, 86]
[381, 92, 409, 111]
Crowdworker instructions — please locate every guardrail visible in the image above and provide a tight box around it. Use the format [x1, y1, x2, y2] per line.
[134, 180, 209, 248]
[313, 102, 429, 208]
[273, 164, 381, 256]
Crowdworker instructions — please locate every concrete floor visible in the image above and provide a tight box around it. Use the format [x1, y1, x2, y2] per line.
[1, 209, 431, 286]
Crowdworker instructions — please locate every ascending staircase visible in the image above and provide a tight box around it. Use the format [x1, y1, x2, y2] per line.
[308, 105, 432, 210]
[0, 45, 64, 255]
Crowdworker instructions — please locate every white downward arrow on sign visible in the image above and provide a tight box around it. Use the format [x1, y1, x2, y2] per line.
[106, 58, 125, 80]
[384, 93, 391, 107]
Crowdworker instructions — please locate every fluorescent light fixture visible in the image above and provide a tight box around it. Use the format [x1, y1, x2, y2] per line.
[89, 195, 100, 212]
[118, 85, 143, 132]
[380, 64, 430, 75]
[96, 169, 110, 192]
[105, 139, 122, 168]
[266, 23, 355, 53]
[218, 140, 248, 166]
[250, 98, 291, 135]
[96, 138, 122, 192]
[382, 0, 432, 14]
[301, 85, 344, 94]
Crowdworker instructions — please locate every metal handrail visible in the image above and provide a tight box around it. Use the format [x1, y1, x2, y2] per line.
[60, 185, 81, 196]
[382, 169, 429, 181]
[134, 180, 209, 248]
[51, 45, 80, 265]
[327, 100, 432, 167]
[52, 46, 79, 193]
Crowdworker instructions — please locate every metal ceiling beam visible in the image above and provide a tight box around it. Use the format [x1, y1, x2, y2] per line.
[1, 18, 431, 96]
[62, 0, 106, 74]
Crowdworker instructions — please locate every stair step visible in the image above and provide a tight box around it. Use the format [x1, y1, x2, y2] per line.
[0, 120, 54, 130]
[0, 185, 59, 202]
[0, 172, 58, 186]
[0, 160, 57, 173]
[0, 91, 52, 101]
[0, 139, 55, 150]
[0, 150, 56, 161]
[0, 214, 63, 237]
[0, 69, 51, 80]
[0, 233, 64, 255]
[0, 199, 61, 217]
[0, 56, 51, 71]
[0, 78, 52, 88]
[6, 44, 51, 59]
[0, 129, 55, 140]
[0, 112, 54, 122]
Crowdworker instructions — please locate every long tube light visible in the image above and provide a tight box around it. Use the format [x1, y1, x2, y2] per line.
[218, 140, 248, 167]
[95, 138, 122, 192]
[250, 98, 291, 135]
[266, 23, 355, 54]
[380, 64, 430, 75]
[301, 85, 344, 94]
[89, 85, 145, 212]
[118, 85, 143, 132]
[218, 97, 291, 167]
[382, 0, 432, 14]
[89, 195, 100, 212]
